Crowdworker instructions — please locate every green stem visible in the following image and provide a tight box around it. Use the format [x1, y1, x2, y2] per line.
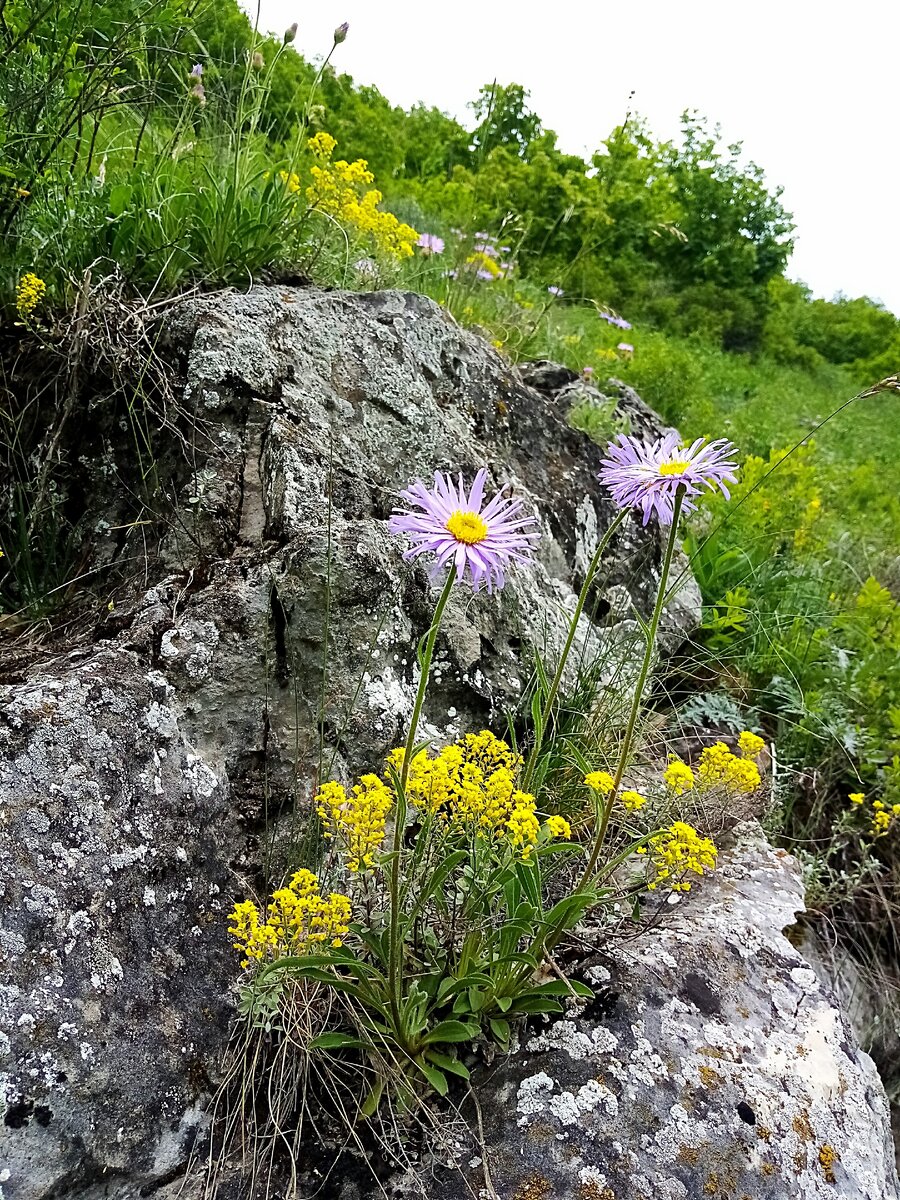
[522, 508, 628, 792]
[576, 489, 685, 890]
[387, 568, 456, 1034]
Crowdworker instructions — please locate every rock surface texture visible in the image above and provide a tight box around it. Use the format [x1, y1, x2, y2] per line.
[431, 823, 900, 1200]
[0, 287, 895, 1199]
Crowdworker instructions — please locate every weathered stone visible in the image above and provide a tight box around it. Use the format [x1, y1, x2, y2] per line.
[431, 824, 900, 1200]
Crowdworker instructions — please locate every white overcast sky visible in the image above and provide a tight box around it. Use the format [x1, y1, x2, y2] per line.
[247, 0, 900, 315]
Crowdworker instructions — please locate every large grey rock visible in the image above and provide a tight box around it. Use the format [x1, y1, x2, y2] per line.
[431, 824, 899, 1200]
[0, 288, 696, 1198]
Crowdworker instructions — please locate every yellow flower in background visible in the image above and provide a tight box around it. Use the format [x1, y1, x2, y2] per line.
[544, 814, 572, 840]
[647, 821, 718, 892]
[305, 132, 418, 258]
[584, 771, 615, 796]
[620, 790, 647, 812]
[663, 759, 695, 795]
[849, 792, 865, 805]
[15, 272, 45, 317]
[737, 731, 765, 759]
[697, 741, 760, 794]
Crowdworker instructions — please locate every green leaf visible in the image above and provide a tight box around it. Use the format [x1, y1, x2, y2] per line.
[489, 1018, 511, 1045]
[422, 1020, 480, 1045]
[424, 1049, 470, 1079]
[507, 996, 564, 1015]
[415, 1058, 449, 1096]
[359, 1078, 384, 1119]
[307, 1032, 367, 1051]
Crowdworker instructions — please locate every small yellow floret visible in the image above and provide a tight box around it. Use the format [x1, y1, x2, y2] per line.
[544, 814, 572, 840]
[849, 792, 865, 805]
[663, 759, 695, 795]
[15, 272, 45, 317]
[620, 790, 647, 812]
[445, 510, 489, 545]
[738, 731, 765, 759]
[584, 771, 615, 795]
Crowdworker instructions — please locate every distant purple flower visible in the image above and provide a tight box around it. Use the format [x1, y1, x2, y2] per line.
[444, 269, 458, 280]
[389, 469, 539, 593]
[547, 285, 564, 297]
[474, 241, 499, 259]
[190, 63, 203, 78]
[598, 432, 739, 526]
[599, 312, 631, 330]
[333, 21, 349, 42]
[476, 269, 496, 281]
[582, 366, 594, 377]
[417, 232, 445, 255]
[617, 342, 634, 353]
[354, 257, 378, 278]
[474, 231, 494, 241]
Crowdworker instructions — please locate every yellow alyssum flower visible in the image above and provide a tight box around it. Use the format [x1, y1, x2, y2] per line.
[315, 775, 393, 871]
[506, 796, 540, 860]
[544, 814, 571, 840]
[620, 790, 647, 812]
[697, 742, 760, 794]
[278, 169, 302, 194]
[737, 731, 765, 759]
[228, 870, 351, 968]
[305, 133, 418, 259]
[663, 759, 695, 795]
[16, 272, 46, 317]
[849, 792, 865, 805]
[584, 771, 615, 795]
[647, 821, 718, 892]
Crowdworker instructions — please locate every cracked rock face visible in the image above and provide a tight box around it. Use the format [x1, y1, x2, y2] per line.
[0, 287, 895, 1198]
[434, 825, 900, 1200]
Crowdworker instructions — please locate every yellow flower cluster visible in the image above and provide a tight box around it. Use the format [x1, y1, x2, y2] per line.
[315, 775, 393, 871]
[643, 821, 718, 892]
[305, 133, 418, 259]
[663, 759, 695, 795]
[583, 772, 645, 811]
[390, 730, 565, 860]
[278, 169, 301, 194]
[697, 741, 761, 794]
[868, 796, 900, 837]
[15, 272, 45, 316]
[228, 869, 352, 968]
[466, 250, 502, 278]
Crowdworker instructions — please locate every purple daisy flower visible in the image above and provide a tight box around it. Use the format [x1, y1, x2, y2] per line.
[616, 342, 634, 353]
[547, 285, 564, 296]
[598, 432, 739, 526]
[389, 469, 539, 592]
[417, 232, 445, 255]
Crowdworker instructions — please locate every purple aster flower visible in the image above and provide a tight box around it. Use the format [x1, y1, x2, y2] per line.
[190, 63, 203, 78]
[617, 342, 634, 353]
[389, 469, 539, 593]
[598, 432, 739, 526]
[476, 268, 496, 281]
[417, 232, 445, 255]
[547, 285, 564, 296]
[474, 241, 499, 259]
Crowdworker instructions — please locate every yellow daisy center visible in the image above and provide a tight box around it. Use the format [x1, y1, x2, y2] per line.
[445, 510, 489, 545]
[659, 460, 690, 476]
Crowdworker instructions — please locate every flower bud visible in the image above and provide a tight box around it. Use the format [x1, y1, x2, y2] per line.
[251, 51, 265, 69]
[283, 21, 298, 44]
[189, 63, 203, 78]
[333, 21, 349, 43]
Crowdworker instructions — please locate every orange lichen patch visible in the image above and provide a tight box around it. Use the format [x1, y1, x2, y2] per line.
[513, 1175, 553, 1200]
[704, 1174, 720, 1195]
[756, 1125, 772, 1142]
[760, 1162, 776, 1177]
[818, 1144, 839, 1184]
[577, 1184, 615, 1200]
[698, 1065, 723, 1090]
[677, 1146, 700, 1166]
[796, 1044, 809, 1057]
[792, 1113, 814, 1142]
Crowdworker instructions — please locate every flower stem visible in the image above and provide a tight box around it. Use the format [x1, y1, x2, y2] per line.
[576, 489, 685, 890]
[387, 568, 455, 1039]
[522, 508, 628, 793]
